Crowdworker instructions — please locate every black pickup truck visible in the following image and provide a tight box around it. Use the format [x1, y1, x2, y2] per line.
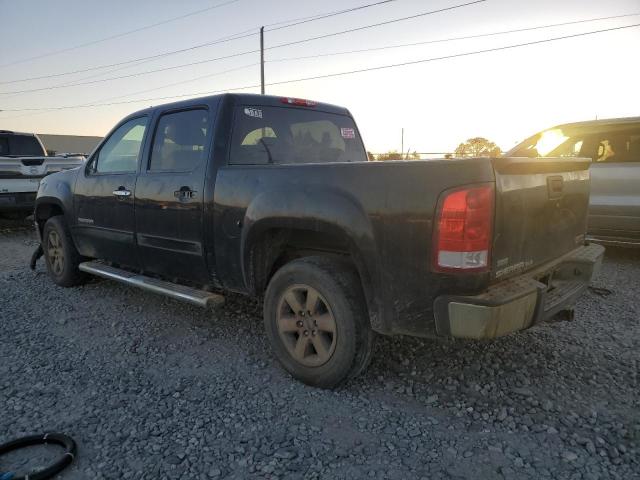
[34, 93, 604, 387]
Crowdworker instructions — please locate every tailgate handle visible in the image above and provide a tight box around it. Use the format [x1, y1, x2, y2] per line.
[547, 176, 564, 199]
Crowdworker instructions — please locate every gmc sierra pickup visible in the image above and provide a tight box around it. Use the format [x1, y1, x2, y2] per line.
[34, 94, 604, 388]
[0, 131, 84, 213]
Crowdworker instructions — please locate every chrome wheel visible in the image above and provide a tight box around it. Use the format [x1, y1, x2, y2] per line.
[276, 284, 337, 367]
[47, 229, 64, 276]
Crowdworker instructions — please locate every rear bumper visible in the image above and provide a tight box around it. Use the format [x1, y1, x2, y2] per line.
[0, 192, 37, 211]
[433, 243, 605, 339]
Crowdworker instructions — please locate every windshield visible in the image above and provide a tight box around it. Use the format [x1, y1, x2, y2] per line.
[509, 125, 640, 162]
[509, 128, 580, 158]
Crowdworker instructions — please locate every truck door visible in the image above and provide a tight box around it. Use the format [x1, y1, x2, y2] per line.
[73, 116, 148, 268]
[134, 107, 211, 284]
[588, 128, 640, 241]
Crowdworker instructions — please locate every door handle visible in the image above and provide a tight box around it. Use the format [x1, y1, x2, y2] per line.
[174, 186, 197, 201]
[113, 187, 131, 197]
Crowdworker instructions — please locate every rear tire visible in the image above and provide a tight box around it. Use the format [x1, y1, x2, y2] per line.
[264, 256, 374, 388]
[43, 216, 87, 287]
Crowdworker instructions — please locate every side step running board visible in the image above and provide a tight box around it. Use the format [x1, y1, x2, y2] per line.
[79, 261, 224, 308]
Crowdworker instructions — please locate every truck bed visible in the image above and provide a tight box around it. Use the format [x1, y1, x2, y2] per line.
[213, 155, 592, 337]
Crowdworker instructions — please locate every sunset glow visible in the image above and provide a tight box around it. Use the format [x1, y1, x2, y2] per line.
[0, 0, 638, 154]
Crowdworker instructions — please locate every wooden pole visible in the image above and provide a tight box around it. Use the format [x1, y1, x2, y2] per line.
[260, 27, 265, 95]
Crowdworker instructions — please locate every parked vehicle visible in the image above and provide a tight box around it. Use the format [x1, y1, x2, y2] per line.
[0, 131, 85, 213]
[506, 117, 640, 247]
[34, 94, 604, 387]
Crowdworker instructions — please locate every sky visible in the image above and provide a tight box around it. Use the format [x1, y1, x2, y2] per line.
[0, 0, 638, 154]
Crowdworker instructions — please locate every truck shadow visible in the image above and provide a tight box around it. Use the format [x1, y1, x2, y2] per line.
[600, 244, 640, 264]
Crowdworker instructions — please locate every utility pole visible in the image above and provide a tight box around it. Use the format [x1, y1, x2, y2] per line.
[260, 26, 265, 95]
[401, 128, 404, 155]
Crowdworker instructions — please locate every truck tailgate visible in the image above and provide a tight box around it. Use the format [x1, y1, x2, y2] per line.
[491, 156, 591, 281]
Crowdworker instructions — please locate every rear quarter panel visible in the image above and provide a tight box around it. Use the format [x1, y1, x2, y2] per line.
[213, 159, 495, 337]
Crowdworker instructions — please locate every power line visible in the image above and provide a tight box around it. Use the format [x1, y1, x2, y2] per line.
[63, 13, 640, 107]
[0, 0, 402, 85]
[38, 11, 638, 102]
[261, 23, 639, 88]
[0, 49, 259, 95]
[267, 23, 640, 85]
[2, 22, 636, 113]
[79, 11, 635, 91]
[267, 0, 398, 32]
[0, 0, 486, 95]
[267, 12, 640, 63]
[85, 63, 260, 105]
[0, 0, 243, 68]
[269, 0, 486, 51]
[0, 64, 260, 120]
[0, 31, 259, 86]
[229, 0, 399, 35]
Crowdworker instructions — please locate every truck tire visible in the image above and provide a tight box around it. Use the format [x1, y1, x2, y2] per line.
[264, 256, 374, 388]
[43, 216, 87, 287]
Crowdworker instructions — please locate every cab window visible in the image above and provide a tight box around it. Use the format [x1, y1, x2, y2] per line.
[149, 109, 209, 172]
[593, 130, 640, 163]
[92, 117, 147, 174]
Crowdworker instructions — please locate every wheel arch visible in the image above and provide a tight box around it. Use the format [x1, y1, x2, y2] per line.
[34, 197, 66, 237]
[240, 189, 384, 332]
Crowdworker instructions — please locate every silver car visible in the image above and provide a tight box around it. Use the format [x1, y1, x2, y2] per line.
[506, 117, 640, 247]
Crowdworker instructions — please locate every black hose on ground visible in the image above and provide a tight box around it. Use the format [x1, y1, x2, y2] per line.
[0, 433, 76, 480]
[29, 244, 43, 270]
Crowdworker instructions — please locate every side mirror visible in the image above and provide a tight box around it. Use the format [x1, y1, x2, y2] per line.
[86, 152, 99, 174]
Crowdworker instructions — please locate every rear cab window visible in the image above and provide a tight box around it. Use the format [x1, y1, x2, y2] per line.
[0, 134, 45, 157]
[229, 106, 367, 165]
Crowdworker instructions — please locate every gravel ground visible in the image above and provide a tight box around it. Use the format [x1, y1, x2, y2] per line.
[0, 215, 638, 480]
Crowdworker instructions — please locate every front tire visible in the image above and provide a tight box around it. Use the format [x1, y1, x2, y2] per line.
[264, 256, 374, 388]
[43, 216, 87, 287]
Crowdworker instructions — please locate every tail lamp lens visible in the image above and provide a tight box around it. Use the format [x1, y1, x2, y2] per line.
[280, 97, 317, 107]
[433, 184, 494, 272]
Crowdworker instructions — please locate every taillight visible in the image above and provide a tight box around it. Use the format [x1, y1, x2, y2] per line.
[432, 184, 494, 272]
[280, 97, 317, 107]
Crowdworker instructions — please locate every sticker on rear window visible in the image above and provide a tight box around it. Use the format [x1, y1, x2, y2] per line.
[244, 107, 263, 119]
[341, 127, 356, 139]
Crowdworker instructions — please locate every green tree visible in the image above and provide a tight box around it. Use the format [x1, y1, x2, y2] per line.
[376, 150, 403, 161]
[376, 150, 420, 161]
[454, 137, 501, 157]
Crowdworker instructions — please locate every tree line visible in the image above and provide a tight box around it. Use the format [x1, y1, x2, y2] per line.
[369, 137, 501, 160]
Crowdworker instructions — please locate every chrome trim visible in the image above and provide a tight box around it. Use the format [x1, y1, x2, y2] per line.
[78, 261, 224, 307]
